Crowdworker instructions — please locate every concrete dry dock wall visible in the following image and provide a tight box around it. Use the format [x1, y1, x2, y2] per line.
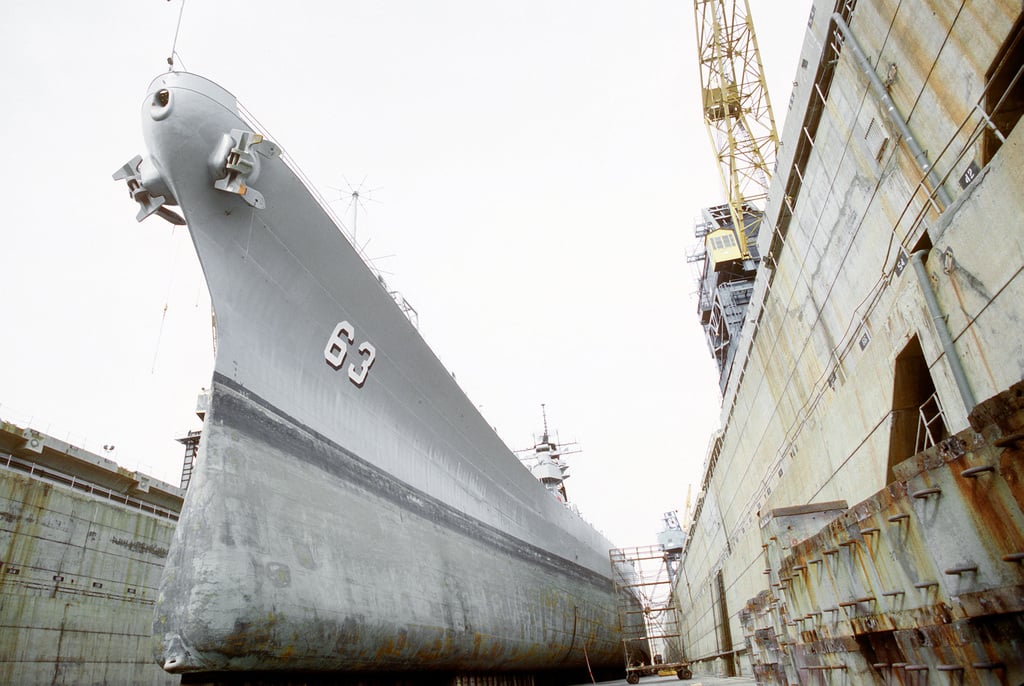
[678, 0, 1024, 676]
[0, 462, 179, 685]
[742, 381, 1024, 683]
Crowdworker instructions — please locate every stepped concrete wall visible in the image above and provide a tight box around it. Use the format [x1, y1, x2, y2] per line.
[0, 420, 183, 685]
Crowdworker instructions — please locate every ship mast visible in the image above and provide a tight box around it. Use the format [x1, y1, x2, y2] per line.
[515, 404, 580, 506]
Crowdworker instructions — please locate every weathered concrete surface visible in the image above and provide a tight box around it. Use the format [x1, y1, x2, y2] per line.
[743, 383, 1024, 682]
[0, 420, 182, 685]
[678, 0, 1024, 677]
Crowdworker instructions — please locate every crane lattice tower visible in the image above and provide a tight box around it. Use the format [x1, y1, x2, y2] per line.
[695, 0, 780, 262]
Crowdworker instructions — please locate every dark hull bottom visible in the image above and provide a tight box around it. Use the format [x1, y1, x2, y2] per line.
[156, 378, 623, 674]
[180, 666, 623, 686]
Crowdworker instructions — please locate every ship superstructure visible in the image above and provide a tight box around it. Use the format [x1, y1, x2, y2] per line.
[677, 0, 1024, 680]
[515, 406, 579, 507]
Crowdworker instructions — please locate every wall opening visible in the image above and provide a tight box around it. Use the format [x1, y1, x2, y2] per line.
[909, 229, 933, 256]
[983, 11, 1024, 164]
[713, 569, 736, 676]
[887, 336, 948, 482]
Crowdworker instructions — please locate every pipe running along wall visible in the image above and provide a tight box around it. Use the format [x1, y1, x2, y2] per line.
[830, 14, 972, 412]
[911, 250, 976, 414]
[831, 13, 954, 209]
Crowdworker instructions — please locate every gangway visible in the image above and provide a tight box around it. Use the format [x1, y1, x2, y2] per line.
[609, 545, 692, 683]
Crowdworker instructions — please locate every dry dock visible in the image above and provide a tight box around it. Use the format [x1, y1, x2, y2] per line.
[576, 675, 757, 686]
[0, 417, 183, 685]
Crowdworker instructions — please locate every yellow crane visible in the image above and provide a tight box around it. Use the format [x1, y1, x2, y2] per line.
[695, 0, 779, 269]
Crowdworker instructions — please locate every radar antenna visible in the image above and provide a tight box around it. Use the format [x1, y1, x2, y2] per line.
[329, 175, 381, 245]
[328, 176, 419, 329]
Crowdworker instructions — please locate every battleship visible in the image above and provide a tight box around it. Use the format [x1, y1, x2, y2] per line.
[113, 71, 637, 682]
[677, 0, 1024, 681]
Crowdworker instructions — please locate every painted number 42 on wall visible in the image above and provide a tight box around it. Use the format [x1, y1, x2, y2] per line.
[324, 321, 377, 387]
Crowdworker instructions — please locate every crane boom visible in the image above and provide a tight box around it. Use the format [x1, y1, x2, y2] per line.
[695, 0, 779, 265]
[692, 0, 781, 389]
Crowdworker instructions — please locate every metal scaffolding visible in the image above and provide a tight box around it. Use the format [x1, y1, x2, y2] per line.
[610, 545, 692, 683]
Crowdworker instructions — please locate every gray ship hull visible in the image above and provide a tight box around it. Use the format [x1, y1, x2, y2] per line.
[131, 73, 624, 675]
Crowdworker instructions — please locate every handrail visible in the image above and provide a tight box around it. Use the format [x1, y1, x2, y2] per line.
[0, 451, 180, 522]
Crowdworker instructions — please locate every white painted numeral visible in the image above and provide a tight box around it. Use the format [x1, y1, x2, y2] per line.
[348, 341, 377, 386]
[324, 321, 354, 369]
[325, 321, 376, 387]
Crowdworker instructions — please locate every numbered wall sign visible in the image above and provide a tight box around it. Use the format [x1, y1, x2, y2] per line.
[959, 160, 980, 189]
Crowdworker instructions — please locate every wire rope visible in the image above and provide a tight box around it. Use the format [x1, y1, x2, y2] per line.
[167, 0, 186, 71]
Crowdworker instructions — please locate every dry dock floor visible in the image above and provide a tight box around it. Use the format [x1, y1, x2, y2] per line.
[574, 675, 757, 686]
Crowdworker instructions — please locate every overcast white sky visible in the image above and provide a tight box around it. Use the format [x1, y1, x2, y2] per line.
[0, 1, 811, 547]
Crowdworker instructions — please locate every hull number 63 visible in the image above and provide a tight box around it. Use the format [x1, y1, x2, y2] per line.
[324, 321, 377, 387]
